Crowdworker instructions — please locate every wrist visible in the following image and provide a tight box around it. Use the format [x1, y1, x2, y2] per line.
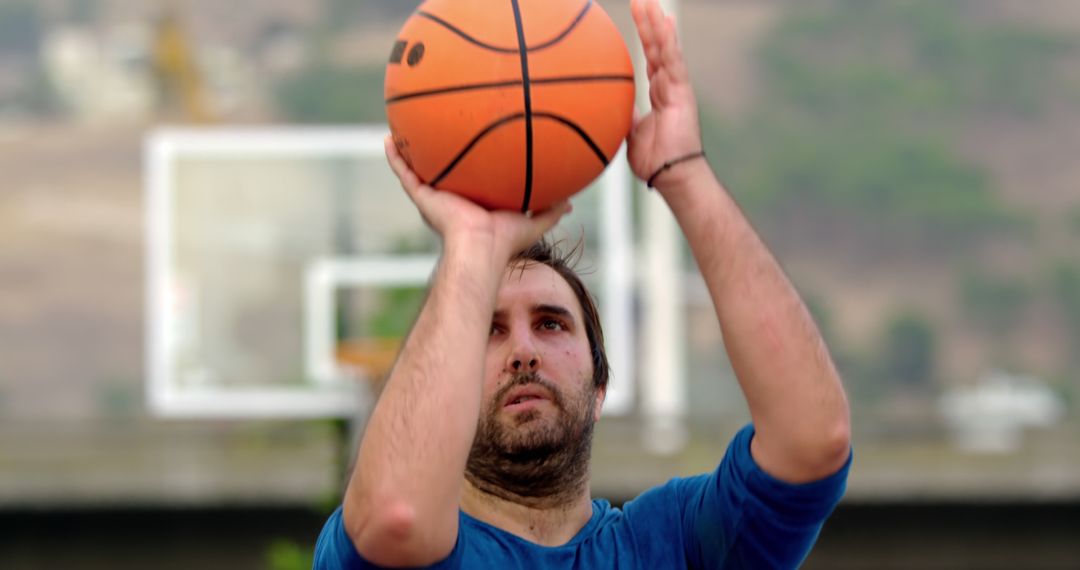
[646, 151, 706, 189]
[651, 155, 713, 195]
[442, 231, 515, 274]
[444, 229, 495, 259]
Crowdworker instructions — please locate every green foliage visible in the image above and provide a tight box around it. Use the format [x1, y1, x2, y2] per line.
[69, 0, 98, 25]
[322, 0, 421, 34]
[322, 0, 365, 34]
[274, 64, 387, 124]
[364, 236, 435, 339]
[266, 539, 314, 570]
[0, 1, 40, 55]
[760, 0, 1073, 118]
[12, 70, 63, 117]
[97, 379, 137, 420]
[1067, 206, 1080, 237]
[803, 292, 835, 347]
[1050, 262, 1080, 370]
[959, 268, 1031, 332]
[881, 311, 937, 389]
[369, 286, 426, 338]
[724, 126, 1021, 243]
[1051, 262, 1080, 345]
[804, 293, 878, 401]
[707, 0, 1067, 251]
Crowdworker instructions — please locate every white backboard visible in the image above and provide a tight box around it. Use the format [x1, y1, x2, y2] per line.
[144, 126, 635, 419]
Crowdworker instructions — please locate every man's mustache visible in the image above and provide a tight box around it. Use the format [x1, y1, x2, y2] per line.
[492, 372, 565, 411]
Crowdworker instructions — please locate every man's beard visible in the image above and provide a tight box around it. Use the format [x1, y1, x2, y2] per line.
[465, 372, 597, 507]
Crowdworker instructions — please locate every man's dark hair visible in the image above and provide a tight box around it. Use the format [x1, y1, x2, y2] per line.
[511, 238, 609, 390]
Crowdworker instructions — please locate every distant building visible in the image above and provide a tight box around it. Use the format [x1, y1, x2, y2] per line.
[939, 370, 1067, 453]
[42, 25, 154, 123]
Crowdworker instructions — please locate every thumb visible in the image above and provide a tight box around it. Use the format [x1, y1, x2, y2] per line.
[530, 201, 573, 233]
[517, 201, 573, 245]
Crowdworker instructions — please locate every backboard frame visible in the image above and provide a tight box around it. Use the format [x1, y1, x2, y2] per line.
[144, 126, 636, 419]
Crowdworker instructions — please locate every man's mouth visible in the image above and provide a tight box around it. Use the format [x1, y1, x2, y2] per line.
[509, 395, 542, 405]
[502, 384, 553, 409]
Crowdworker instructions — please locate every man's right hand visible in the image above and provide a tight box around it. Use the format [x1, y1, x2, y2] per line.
[385, 136, 572, 262]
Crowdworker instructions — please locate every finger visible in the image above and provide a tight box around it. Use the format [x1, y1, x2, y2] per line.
[645, 0, 667, 43]
[660, 15, 690, 84]
[384, 135, 410, 181]
[651, 62, 672, 109]
[633, 0, 659, 78]
[646, 45, 660, 80]
[528, 200, 573, 234]
[646, 17, 688, 108]
[383, 135, 424, 200]
[630, 0, 651, 56]
[646, 0, 672, 66]
[651, 66, 673, 108]
[630, 0, 645, 31]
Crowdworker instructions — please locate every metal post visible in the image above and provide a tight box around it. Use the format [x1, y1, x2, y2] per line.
[637, 0, 687, 454]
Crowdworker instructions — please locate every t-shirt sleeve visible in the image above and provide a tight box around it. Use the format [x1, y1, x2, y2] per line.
[626, 425, 842, 565]
[313, 506, 464, 570]
[678, 424, 851, 569]
[313, 506, 366, 570]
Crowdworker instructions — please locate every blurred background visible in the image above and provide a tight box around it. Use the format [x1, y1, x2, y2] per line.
[2, 0, 1079, 568]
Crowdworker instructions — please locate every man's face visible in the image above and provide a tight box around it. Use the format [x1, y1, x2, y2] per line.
[476, 262, 604, 457]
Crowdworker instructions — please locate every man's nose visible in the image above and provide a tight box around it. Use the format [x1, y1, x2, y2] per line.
[506, 333, 541, 372]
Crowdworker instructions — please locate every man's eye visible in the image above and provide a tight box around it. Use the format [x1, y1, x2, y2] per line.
[540, 319, 564, 331]
[489, 324, 502, 336]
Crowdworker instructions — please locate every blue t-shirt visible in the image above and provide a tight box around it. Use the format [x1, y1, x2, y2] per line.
[315, 424, 851, 569]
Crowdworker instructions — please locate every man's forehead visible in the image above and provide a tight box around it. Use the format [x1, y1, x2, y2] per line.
[496, 262, 584, 318]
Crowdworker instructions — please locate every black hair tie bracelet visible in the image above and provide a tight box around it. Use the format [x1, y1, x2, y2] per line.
[646, 151, 706, 189]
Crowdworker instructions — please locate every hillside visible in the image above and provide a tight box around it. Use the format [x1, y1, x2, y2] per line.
[1, 0, 1079, 505]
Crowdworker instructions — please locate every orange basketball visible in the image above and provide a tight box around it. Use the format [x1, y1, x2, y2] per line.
[385, 0, 635, 212]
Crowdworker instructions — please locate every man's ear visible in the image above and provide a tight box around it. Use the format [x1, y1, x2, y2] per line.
[592, 384, 607, 422]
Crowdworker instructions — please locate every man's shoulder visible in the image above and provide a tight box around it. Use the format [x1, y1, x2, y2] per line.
[619, 471, 713, 512]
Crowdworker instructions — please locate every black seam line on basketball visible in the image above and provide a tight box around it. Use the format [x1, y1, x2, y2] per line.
[429, 113, 527, 188]
[384, 74, 633, 105]
[510, 0, 534, 213]
[526, 0, 592, 52]
[532, 112, 609, 166]
[427, 112, 608, 190]
[416, 0, 592, 55]
[385, 79, 523, 104]
[533, 73, 634, 86]
[417, 12, 518, 53]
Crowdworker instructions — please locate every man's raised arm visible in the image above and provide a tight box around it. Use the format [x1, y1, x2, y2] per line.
[628, 0, 850, 483]
[340, 138, 570, 567]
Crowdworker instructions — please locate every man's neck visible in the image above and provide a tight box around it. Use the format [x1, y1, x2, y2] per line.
[459, 477, 595, 547]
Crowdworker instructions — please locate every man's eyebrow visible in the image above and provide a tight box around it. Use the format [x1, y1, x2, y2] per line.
[534, 304, 575, 322]
[490, 305, 576, 323]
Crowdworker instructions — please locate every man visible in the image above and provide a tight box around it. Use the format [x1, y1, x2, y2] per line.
[316, 0, 851, 567]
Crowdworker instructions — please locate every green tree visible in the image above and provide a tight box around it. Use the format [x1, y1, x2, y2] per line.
[274, 65, 387, 124]
[0, 1, 40, 55]
[1052, 262, 1080, 364]
[881, 311, 937, 390]
[12, 71, 62, 117]
[266, 539, 313, 570]
[959, 268, 1031, 332]
[1067, 206, 1080, 237]
[321, 0, 422, 34]
[369, 286, 426, 339]
[706, 0, 1068, 254]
